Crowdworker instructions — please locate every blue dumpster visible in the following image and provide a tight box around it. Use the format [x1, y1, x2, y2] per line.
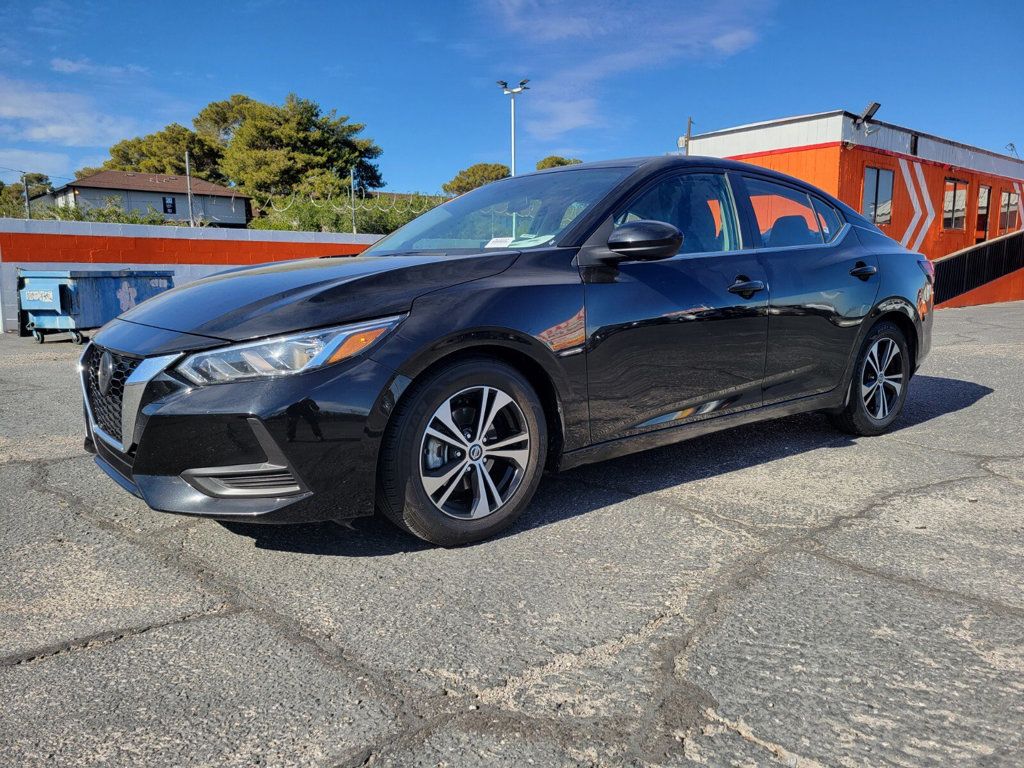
[17, 269, 174, 344]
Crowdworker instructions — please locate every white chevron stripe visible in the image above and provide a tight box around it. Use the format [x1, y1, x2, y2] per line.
[898, 158, 922, 247]
[911, 162, 934, 253]
[1015, 183, 1023, 230]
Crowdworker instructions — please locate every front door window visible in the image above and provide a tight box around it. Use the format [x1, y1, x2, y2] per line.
[614, 173, 741, 254]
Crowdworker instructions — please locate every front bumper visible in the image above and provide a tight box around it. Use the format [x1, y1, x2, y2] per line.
[81, 325, 403, 524]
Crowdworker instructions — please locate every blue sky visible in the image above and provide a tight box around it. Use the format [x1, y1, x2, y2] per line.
[1, 0, 1021, 191]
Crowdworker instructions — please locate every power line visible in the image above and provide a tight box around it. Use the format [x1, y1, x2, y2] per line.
[0, 165, 77, 182]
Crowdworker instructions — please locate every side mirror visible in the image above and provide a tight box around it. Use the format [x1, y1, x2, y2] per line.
[606, 220, 682, 262]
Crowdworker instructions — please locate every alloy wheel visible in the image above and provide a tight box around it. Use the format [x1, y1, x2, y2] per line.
[419, 385, 531, 519]
[861, 337, 903, 420]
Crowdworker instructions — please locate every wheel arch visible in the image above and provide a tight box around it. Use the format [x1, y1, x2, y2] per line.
[829, 297, 921, 414]
[870, 297, 920, 375]
[381, 335, 568, 472]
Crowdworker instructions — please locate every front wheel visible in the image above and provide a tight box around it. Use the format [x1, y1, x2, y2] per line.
[828, 320, 910, 436]
[377, 358, 547, 546]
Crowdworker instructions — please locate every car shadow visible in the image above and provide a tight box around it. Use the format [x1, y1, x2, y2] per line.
[218, 375, 992, 556]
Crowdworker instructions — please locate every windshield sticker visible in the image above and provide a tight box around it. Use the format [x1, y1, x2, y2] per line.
[484, 237, 515, 248]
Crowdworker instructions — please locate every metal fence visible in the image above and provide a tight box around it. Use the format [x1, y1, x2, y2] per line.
[934, 229, 1024, 304]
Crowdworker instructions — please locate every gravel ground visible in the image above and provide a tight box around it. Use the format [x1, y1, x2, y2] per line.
[1, 302, 1022, 767]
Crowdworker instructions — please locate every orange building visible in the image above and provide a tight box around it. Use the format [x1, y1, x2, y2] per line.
[688, 110, 1024, 262]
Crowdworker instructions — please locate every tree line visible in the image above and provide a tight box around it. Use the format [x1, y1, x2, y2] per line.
[2, 92, 583, 232]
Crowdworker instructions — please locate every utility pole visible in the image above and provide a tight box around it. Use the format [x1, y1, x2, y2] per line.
[683, 116, 694, 155]
[22, 173, 31, 219]
[350, 167, 357, 234]
[184, 150, 196, 227]
[497, 79, 529, 176]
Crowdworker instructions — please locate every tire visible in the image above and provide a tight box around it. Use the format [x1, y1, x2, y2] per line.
[71, 330, 85, 345]
[828, 320, 910, 436]
[377, 357, 548, 546]
[32, 330, 44, 344]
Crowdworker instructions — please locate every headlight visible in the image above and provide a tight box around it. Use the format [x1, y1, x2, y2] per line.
[177, 316, 403, 385]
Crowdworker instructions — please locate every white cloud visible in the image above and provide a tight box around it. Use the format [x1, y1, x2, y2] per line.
[50, 57, 147, 77]
[19, 0, 77, 36]
[524, 97, 600, 141]
[486, 0, 773, 140]
[0, 76, 138, 148]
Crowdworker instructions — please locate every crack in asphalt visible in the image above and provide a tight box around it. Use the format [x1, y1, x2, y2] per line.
[0, 604, 243, 668]
[798, 548, 1024, 618]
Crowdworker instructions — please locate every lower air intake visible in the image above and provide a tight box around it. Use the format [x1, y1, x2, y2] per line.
[182, 464, 303, 498]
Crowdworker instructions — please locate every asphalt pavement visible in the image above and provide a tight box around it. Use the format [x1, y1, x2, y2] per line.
[1, 302, 1022, 767]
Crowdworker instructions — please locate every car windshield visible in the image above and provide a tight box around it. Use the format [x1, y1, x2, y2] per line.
[364, 167, 633, 255]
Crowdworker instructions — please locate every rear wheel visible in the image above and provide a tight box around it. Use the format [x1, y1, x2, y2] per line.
[828, 320, 910, 436]
[377, 358, 547, 546]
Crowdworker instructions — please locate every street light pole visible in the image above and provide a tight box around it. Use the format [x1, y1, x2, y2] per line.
[497, 79, 529, 176]
[510, 92, 516, 176]
[21, 173, 31, 219]
[184, 150, 196, 227]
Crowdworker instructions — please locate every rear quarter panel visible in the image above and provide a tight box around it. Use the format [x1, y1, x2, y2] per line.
[855, 225, 934, 368]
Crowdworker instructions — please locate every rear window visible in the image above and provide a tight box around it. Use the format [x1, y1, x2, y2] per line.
[812, 197, 844, 242]
[744, 177, 824, 248]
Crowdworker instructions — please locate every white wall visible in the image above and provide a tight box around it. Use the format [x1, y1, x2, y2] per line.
[72, 188, 249, 225]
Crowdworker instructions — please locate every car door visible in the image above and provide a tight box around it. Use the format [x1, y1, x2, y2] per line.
[582, 170, 769, 443]
[735, 174, 880, 404]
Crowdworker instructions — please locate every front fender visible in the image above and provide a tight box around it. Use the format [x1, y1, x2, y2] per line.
[368, 264, 590, 452]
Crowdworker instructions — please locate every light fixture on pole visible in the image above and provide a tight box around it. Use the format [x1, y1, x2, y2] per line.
[497, 79, 529, 176]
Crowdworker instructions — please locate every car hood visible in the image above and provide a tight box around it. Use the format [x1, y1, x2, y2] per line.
[117, 251, 520, 342]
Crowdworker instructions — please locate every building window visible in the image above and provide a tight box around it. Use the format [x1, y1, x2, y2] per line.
[1000, 190, 1021, 234]
[862, 167, 893, 225]
[162, 196, 177, 214]
[976, 186, 991, 238]
[943, 179, 968, 230]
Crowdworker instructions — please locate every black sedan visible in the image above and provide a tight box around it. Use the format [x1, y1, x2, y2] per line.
[81, 156, 934, 545]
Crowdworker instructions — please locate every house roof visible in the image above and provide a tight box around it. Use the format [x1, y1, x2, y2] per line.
[58, 170, 248, 199]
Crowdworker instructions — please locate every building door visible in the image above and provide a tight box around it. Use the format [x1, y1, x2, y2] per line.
[976, 186, 991, 243]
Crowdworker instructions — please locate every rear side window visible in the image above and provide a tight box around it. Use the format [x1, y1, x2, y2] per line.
[614, 172, 740, 254]
[811, 197, 844, 242]
[744, 177, 824, 248]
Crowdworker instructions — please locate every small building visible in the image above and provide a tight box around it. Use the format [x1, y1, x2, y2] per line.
[687, 109, 1024, 260]
[36, 170, 251, 227]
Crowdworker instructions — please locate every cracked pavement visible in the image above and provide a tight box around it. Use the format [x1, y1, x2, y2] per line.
[1, 302, 1023, 767]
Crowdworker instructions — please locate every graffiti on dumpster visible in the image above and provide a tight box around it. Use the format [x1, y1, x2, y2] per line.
[116, 280, 139, 311]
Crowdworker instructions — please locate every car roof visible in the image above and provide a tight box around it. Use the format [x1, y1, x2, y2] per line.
[530, 155, 869, 226]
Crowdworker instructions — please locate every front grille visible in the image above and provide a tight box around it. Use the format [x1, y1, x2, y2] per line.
[84, 344, 142, 442]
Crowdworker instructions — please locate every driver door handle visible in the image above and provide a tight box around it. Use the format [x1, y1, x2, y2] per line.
[727, 277, 766, 297]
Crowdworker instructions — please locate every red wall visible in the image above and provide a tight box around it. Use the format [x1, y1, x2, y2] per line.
[838, 146, 1022, 261]
[0, 231, 368, 266]
[937, 267, 1024, 309]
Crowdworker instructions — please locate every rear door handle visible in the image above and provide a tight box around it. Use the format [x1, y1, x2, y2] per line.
[849, 263, 878, 279]
[728, 277, 766, 297]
